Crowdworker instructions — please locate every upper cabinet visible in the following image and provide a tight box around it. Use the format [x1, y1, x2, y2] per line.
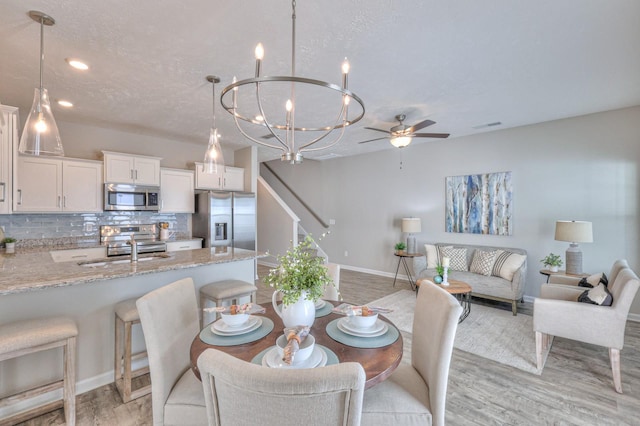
[14, 157, 103, 213]
[194, 162, 244, 191]
[0, 105, 18, 214]
[103, 151, 161, 186]
[160, 168, 194, 213]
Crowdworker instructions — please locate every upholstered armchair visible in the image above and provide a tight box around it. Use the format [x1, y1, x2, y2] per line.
[547, 259, 628, 287]
[533, 263, 640, 393]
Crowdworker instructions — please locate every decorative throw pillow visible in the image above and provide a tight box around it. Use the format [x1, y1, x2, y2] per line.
[578, 272, 608, 288]
[470, 250, 497, 276]
[439, 246, 468, 271]
[436, 245, 453, 267]
[577, 283, 613, 306]
[425, 244, 439, 269]
[491, 250, 526, 281]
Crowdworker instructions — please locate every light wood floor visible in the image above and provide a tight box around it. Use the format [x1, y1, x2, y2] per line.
[16, 266, 640, 425]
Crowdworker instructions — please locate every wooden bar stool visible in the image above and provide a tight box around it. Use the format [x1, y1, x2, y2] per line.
[114, 298, 151, 403]
[0, 316, 77, 425]
[199, 280, 258, 326]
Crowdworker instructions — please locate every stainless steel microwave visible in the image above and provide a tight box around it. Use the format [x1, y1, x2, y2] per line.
[104, 183, 160, 211]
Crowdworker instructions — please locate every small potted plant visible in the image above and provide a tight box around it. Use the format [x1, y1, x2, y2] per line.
[541, 253, 563, 272]
[433, 264, 445, 284]
[394, 242, 407, 255]
[3, 237, 16, 254]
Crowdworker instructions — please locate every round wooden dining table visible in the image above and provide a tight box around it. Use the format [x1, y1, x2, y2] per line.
[190, 301, 403, 389]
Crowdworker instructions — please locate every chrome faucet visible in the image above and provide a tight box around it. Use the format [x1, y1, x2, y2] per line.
[127, 236, 138, 263]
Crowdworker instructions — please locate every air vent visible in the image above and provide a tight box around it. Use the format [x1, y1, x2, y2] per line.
[472, 121, 502, 129]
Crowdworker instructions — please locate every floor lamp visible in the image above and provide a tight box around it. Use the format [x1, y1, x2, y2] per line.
[402, 218, 421, 254]
[554, 220, 593, 275]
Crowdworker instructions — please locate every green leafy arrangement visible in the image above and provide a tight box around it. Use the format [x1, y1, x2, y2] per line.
[264, 235, 333, 306]
[541, 253, 563, 267]
[436, 264, 445, 276]
[2, 237, 16, 244]
[394, 242, 407, 251]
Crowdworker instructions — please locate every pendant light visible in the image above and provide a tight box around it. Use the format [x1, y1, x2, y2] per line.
[19, 11, 64, 157]
[203, 75, 225, 174]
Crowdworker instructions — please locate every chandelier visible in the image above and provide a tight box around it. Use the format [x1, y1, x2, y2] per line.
[220, 0, 365, 164]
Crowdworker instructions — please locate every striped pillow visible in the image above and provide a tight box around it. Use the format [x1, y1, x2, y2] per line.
[491, 250, 526, 281]
[470, 250, 497, 276]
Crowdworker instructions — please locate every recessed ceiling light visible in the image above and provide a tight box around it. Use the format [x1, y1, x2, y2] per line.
[57, 100, 73, 107]
[65, 58, 89, 70]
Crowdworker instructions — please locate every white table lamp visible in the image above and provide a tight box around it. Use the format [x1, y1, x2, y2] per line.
[402, 218, 421, 254]
[554, 220, 593, 275]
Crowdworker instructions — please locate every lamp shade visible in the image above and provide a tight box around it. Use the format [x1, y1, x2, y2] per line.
[554, 221, 593, 243]
[402, 218, 421, 233]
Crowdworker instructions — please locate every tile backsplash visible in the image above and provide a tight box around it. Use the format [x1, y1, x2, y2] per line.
[0, 212, 190, 247]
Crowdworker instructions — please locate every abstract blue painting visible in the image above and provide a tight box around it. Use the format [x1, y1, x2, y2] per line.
[445, 171, 513, 235]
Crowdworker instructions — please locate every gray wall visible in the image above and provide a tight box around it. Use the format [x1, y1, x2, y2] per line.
[266, 106, 640, 313]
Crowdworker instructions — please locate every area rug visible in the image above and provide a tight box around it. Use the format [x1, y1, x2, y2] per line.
[369, 290, 550, 375]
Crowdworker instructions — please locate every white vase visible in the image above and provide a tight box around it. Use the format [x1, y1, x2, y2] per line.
[549, 265, 559, 272]
[272, 290, 316, 328]
[5, 242, 15, 254]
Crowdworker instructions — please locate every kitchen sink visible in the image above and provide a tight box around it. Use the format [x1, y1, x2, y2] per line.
[78, 253, 171, 267]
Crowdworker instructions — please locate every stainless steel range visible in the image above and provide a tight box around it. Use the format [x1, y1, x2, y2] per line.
[100, 224, 166, 257]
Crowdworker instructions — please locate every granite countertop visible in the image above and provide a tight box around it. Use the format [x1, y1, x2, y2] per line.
[0, 247, 265, 296]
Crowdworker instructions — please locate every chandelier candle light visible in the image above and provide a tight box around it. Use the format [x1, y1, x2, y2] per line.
[19, 11, 64, 157]
[220, 0, 365, 164]
[401, 218, 421, 254]
[554, 220, 593, 275]
[203, 75, 225, 174]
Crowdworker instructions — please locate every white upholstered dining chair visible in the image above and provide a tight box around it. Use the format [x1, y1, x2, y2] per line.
[361, 280, 462, 426]
[534, 262, 640, 393]
[197, 348, 366, 426]
[323, 262, 341, 301]
[136, 277, 207, 425]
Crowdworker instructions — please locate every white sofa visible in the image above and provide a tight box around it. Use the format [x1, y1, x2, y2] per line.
[413, 243, 527, 315]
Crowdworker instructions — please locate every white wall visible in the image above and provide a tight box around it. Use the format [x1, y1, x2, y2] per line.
[264, 106, 640, 313]
[55, 120, 235, 169]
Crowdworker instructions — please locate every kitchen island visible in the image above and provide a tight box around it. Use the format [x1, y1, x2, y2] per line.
[0, 246, 263, 418]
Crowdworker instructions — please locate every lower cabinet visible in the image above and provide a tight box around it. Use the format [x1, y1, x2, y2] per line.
[49, 247, 107, 263]
[165, 239, 202, 252]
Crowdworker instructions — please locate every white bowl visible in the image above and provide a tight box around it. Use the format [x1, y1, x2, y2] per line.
[276, 334, 315, 364]
[348, 312, 378, 329]
[220, 312, 249, 327]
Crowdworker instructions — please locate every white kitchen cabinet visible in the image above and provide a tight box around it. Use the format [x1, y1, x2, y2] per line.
[194, 162, 244, 191]
[63, 160, 103, 212]
[0, 105, 18, 214]
[160, 168, 194, 213]
[14, 157, 103, 213]
[165, 239, 202, 252]
[50, 247, 107, 263]
[103, 151, 161, 186]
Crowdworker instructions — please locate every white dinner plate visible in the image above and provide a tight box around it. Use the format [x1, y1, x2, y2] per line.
[211, 316, 262, 336]
[262, 346, 327, 369]
[315, 299, 326, 309]
[338, 318, 389, 338]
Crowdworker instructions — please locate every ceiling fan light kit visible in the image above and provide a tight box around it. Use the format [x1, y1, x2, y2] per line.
[220, 0, 365, 164]
[358, 113, 450, 147]
[19, 11, 64, 157]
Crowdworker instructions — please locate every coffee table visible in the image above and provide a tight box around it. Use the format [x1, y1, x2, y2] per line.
[416, 278, 471, 323]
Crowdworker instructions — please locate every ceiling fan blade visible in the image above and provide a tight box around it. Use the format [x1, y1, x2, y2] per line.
[358, 137, 388, 144]
[412, 132, 450, 139]
[406, 119, 436, 133]
[364, 127, 392, 135]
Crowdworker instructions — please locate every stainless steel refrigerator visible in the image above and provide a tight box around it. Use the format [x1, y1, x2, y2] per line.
[192, 191, 256, 250]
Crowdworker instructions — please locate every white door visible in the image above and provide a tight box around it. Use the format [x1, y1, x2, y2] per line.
[15, 157, 62, 212]
[194, 162, 222, 190]
[134, 157, 161, 186]
[63, 160, 103, 212]
[223, 167, 245, 191]
[0, 107, 17, 214]
[104, 153, 135, 184]
[160, 169, 194, 213]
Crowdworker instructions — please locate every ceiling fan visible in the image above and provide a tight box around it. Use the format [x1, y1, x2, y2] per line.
[358, 114, 450, 147]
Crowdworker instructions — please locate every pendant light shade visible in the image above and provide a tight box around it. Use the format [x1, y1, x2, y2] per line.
[19, 11, 64, 157]
[203, 75, 225, 174]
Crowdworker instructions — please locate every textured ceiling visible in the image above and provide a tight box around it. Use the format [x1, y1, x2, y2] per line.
[0, 0, 639, 163]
